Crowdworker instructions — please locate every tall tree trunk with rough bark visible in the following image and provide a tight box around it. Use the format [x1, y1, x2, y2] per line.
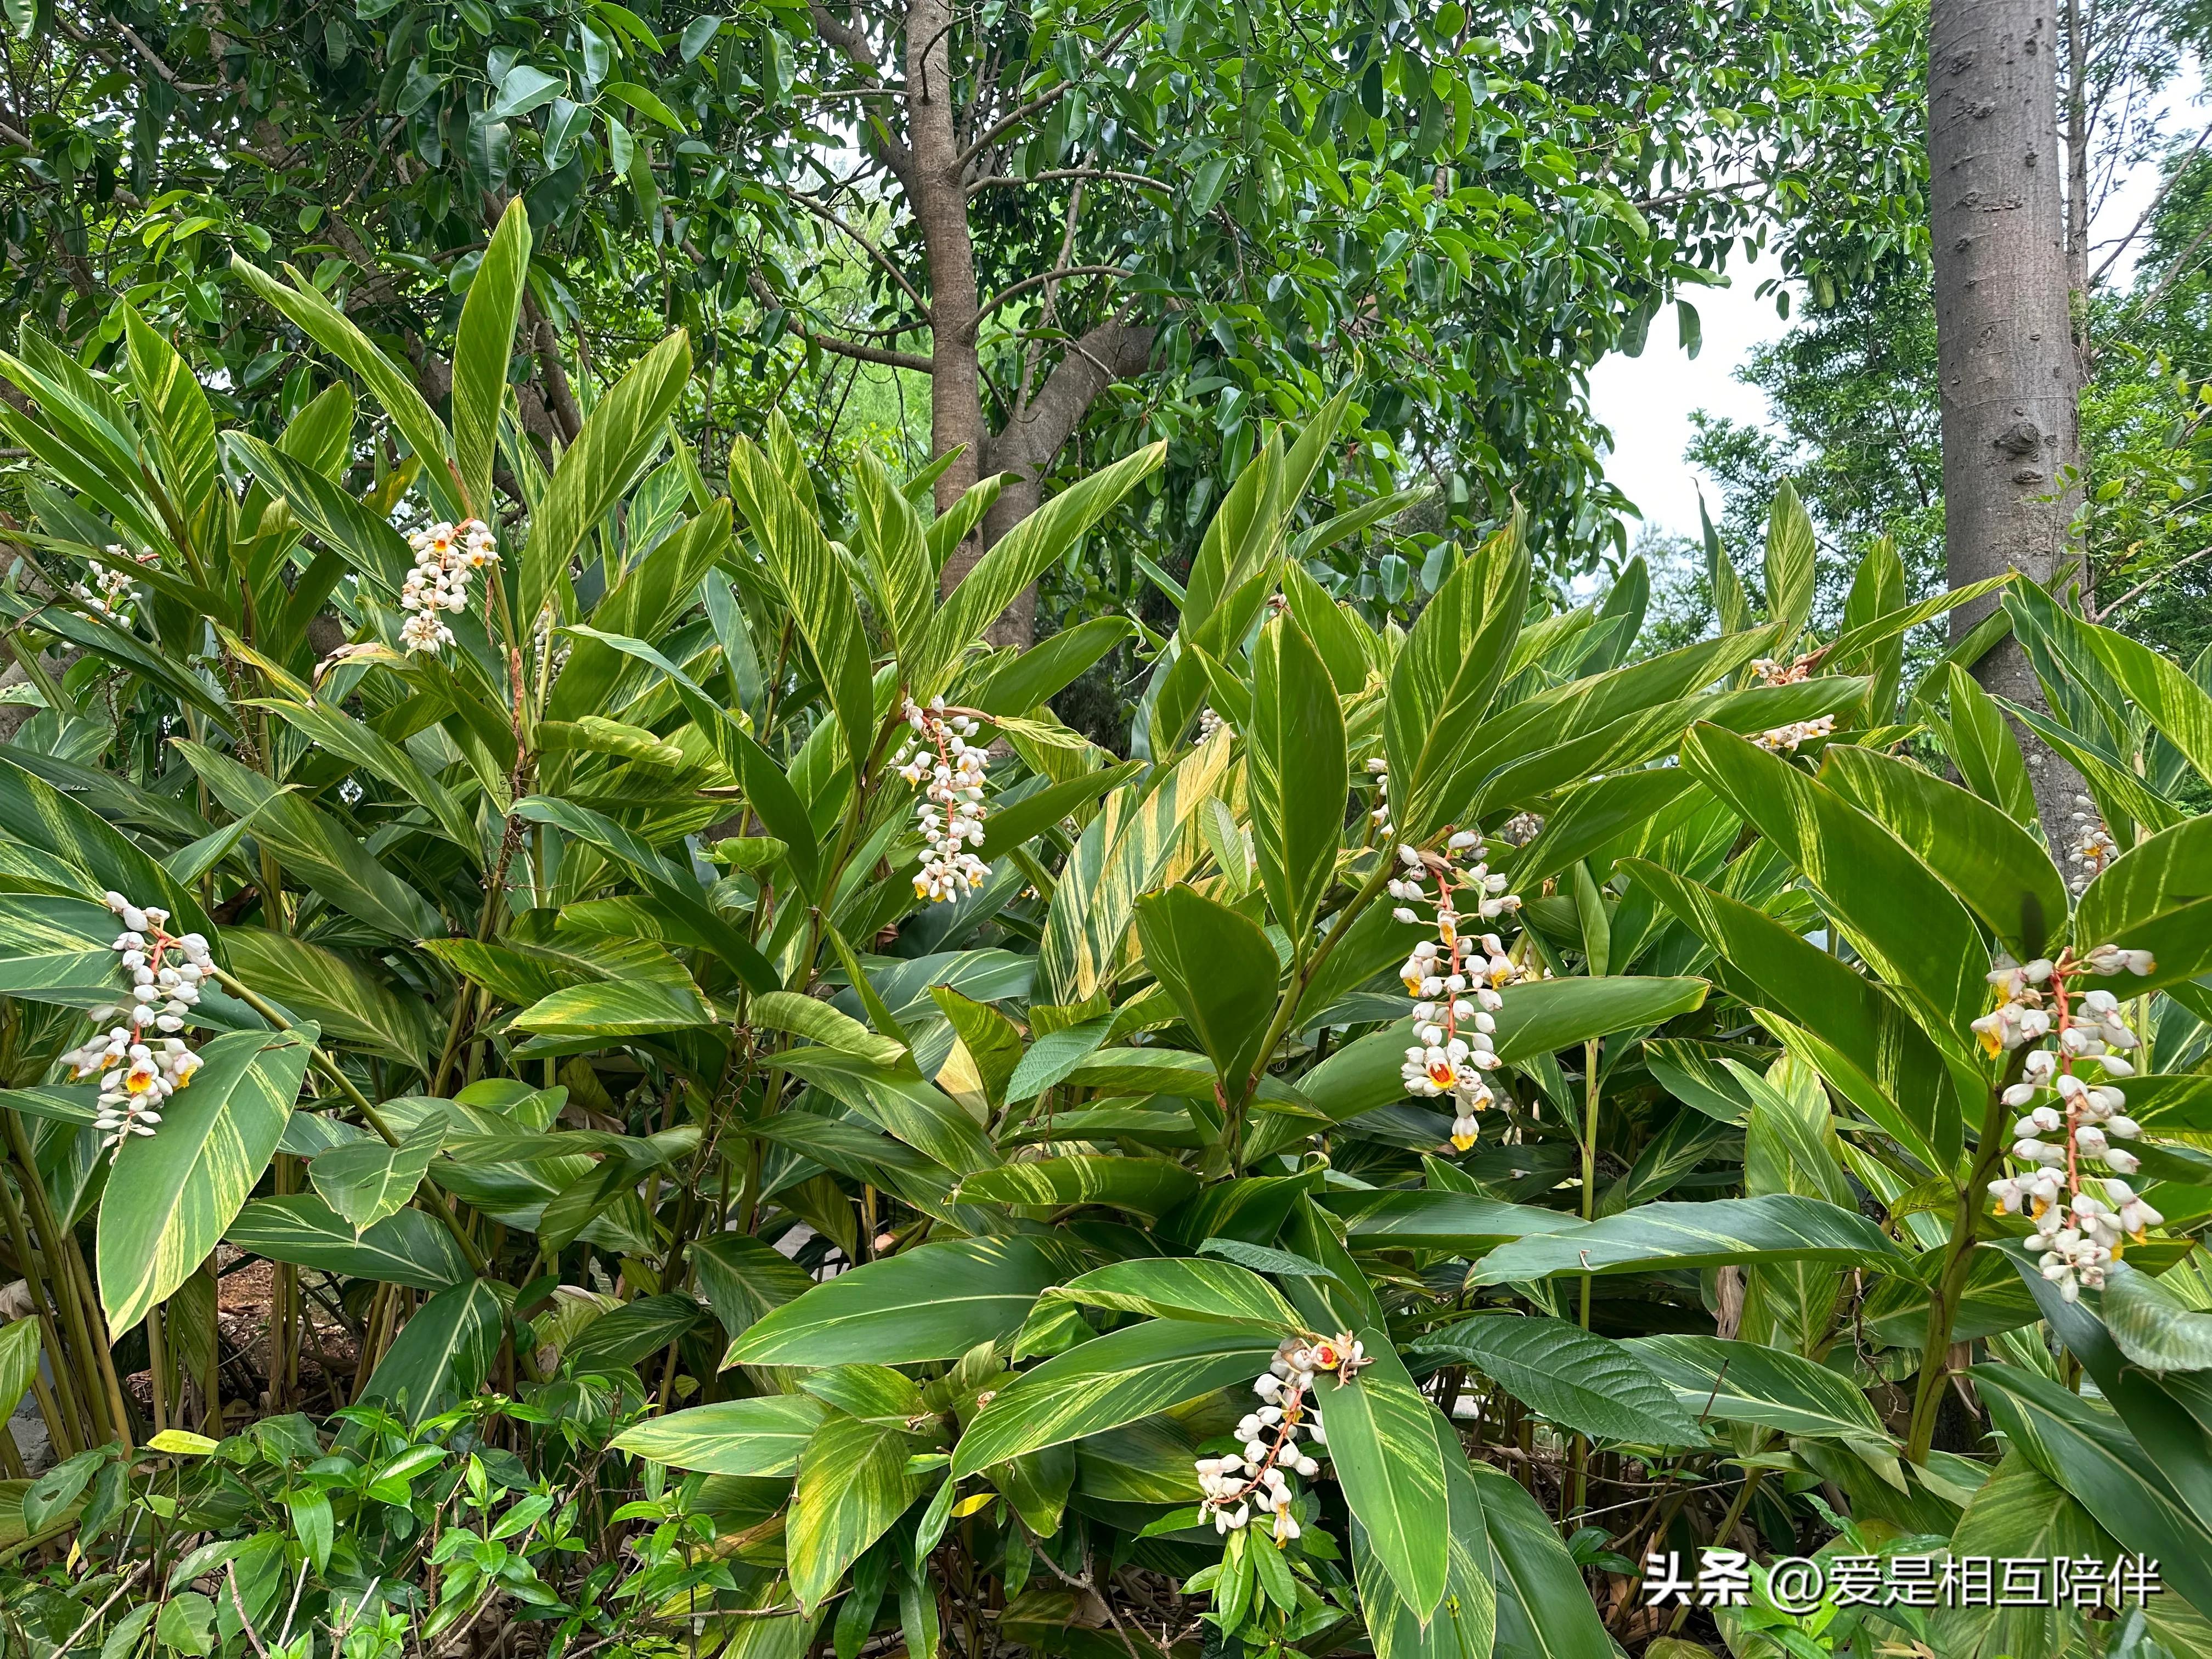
[1929, 0, 2087, 847]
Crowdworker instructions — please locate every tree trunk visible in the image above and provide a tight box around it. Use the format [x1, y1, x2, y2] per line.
[905, 0, 985, 559]
[977, 320, 1156, 646]
[1929, 0, 2087, 848]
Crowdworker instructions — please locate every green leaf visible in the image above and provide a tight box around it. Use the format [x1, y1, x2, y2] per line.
[1132, 884, 1278, 1093]
[752, 991, 909, 1068]
[512, 795, 777, 993]
[1296, 977, 1708, 1130]
[2074, 815, 2212, 995]
[1976, 1362, 2212, 1618]
[0, 1319, 40, 1421]
[956, 1155, 1199, 1219]
[1622, 1334, 1890, 1446]
[1681, 723, 1989, 1036]
[451, 199, 530, 518]
[693, 1232, 815, 1349]
[917, 444, 1165, 699]
[220, 927, 437, 1069]
[1319, 1191, 1584, 1256]
[225, 1193, 469, 1290]
[1623, 858, 1962, 1171]
[357, 1279, 505, 1425]
[2100, 1262, 2212, 1372]
[1819, 744, 2067, 958]
[560, 625, 821, 896]
[1357, 1431, 1496, 1659]
[244, 698, 479, 861]
[566, 1294, 702, 1372]
[964, 618, 1133, 716]
[1468, 1458, 1617, 1659]
[951, 1317, 1282, 1477]
[1470, 1194, 1905, 1285]
[1762, 479, 1816, 639]
[1939, 664, 2040, 827]
[1047, 1257, 1300, 1327]
[174, 742, 444, 941]
[602, 80, 688, 132]
[309, 1113, 445, 1234]
[229, 256, 462, 523]
[97, 1027, 314, 1331]
[726, 1237, 1076, 1365]
[1934, 1454, 2117, 1659]
[1314, 1335, 1449, 1618]
[1381, 519, 1532, 838]
[616, 1393, 828, 1475]
[1248, 614, 1347, 943]
[223, 432, 415, 596]
[789, 1412, 921, 1612]
[0, 753, 216, 938]
[852, 453, 935, 669]
[0, 893, 132, 1006]
[2077, 614, 2212, 783]
[730, 423, 874, 782]
[1413, 1314, 1706, 1444]
[522, 329, 689, 621]
[778, 1048, 996, 1176]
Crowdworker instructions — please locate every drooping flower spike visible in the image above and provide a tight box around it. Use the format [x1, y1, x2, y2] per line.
[894, 698, 993, 904]
[59, 894, 216, 1158]
[1379, 812, 1541, 1150]
[1194, 1333, 1365, 1544]
[1979, 945, 2158, 1299]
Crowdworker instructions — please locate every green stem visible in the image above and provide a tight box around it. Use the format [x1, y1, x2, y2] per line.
[1569, 1036, 1601, 1519]
[1906, 1069, 2018, 1462]
[1, 1111, 117, 1448]
[0, 1160, 87, 1455]
[1216, 853, 1395, 1176]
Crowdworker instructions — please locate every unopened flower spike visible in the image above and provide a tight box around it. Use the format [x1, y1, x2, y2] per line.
[894, 697, 993, 904]
[60, 894, 216, 1159]
[1979, 944, 2159, 1299]
[1746, 656, 1836, 753]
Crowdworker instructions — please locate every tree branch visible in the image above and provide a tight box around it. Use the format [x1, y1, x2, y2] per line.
[953, 14, 1146, 173]
[748, 272, 934, 373]
[2090, 121, 2212, 289]
[783, 190, 930, 313]
[974, 266, 1132, 332]
[2091, 544, 2212, 620]
[967, 167, 1167, 198]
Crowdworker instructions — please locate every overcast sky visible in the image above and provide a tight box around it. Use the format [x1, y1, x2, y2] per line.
[1587, 77, 2206, 545]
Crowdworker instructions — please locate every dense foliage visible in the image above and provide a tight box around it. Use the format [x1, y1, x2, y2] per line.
[7, 196, 2212, 1659]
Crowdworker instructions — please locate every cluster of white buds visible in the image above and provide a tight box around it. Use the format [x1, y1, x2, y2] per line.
[1365, 757, 1392, 836]
[1979, 949, 2159, 1299]
[59, 894, 215, 1156]
[1195, 1334, 1360, 1543]
[894, 698, 991, 903]
[1197, 706, 1232, 742]
[1752, 713, 1836, 754]
[78, 545, 158, 628]
[399, 518, 499, 653]
[2067, 795, 2118, 892]
[1390, 834, 1538, 1149]
[1492, 811, 1544, 848]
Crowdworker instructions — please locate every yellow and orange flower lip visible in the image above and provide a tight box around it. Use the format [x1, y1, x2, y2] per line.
[1426, 1059, 1457, 1089]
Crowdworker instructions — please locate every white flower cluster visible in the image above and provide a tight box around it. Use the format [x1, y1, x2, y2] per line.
[1198, 706, 1232, 742]
[78, 545, 158, 628]
[894, 698, 990, 903]
[1492, 810, 1544, 848]
[60, 893, 214, 1155]
[2067, 795, 2118, 892]
[1195, 1334, 1359, 1543]
[1390, 835, 1534, 1150]
[1746, 656, 1834, 753]
[1751, 713, 1836, 754]
[1979, 950, 2160, 1300]
[399, 518, 499, 654]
